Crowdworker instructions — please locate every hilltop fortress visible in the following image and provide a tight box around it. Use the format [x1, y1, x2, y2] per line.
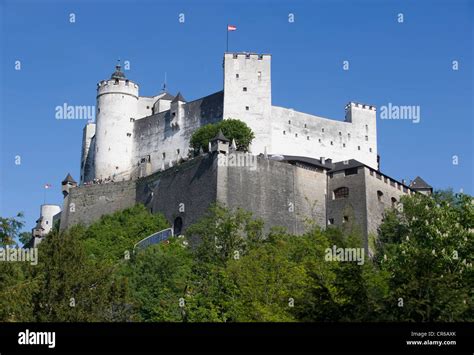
[81, 53, 377, 183]
[29, 52, 432, 251]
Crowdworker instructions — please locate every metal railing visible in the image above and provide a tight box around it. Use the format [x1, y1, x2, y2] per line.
[133, 228, 174, 251]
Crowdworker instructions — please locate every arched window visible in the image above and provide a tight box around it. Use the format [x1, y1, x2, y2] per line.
[333, 187, 349, 199]
[391, 197, 397, 207]
[377, 190, 384, 202]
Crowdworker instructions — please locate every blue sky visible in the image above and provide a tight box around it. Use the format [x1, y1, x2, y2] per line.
[0, 0, 472, 234]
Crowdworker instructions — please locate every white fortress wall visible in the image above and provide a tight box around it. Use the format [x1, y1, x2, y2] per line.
[80, 123, 96, 184]
[270, 104, 378, 169]
[132, 91, 224, 176]
[137, 96, 156, 118]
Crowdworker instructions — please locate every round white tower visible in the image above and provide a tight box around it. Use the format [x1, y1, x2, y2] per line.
[40, 204, 61, 235]
[94, 62, 139, 181]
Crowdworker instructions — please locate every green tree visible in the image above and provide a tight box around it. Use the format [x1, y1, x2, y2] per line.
[0, 212, 25, 246]
[183, 204, 265, 322]
[190, 119, 255, 153]
[80, 204, 169, 263]
[122, 239, 192, 322]
[376, 191, 473, 321]
[31, 228, 132, 322]
[19, 232, 32, 246]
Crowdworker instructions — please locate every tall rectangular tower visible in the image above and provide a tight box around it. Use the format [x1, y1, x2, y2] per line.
[344, 102, 378, 169]
[223, 53, 272, 153]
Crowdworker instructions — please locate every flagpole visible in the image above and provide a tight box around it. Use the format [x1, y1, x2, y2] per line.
[226, 24, 229, 52]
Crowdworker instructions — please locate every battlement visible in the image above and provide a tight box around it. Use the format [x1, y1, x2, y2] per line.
[96, 78, 139, 98]
[224, 52, 271, 61]
[97, 78, 138, 88]
[345, 102, 376, 112]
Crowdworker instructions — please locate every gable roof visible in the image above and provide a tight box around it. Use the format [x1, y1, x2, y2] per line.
[211, 129, 230, 142]
[158, 92, 175, 101]
[409, 176, 432, 189]
[171, 92, 186, 103]
[62, 173, 77, 184]
[329, 159, 365, 172]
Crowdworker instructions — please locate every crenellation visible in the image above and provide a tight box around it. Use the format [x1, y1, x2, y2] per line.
[53, 52, 432, 248]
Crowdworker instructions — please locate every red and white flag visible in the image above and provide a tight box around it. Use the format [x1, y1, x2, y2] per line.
[227, 25, 237, 31]
[44, 183, 52, 189]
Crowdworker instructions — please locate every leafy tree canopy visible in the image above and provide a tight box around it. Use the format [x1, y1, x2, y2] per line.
[190, 119, 255, 153]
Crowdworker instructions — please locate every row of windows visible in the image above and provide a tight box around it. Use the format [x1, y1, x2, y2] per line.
[161, 149, 181, 159]
[328, 216, 349, 225]
[332, 187, 398, 207]
[288, 123, 369, 136]
[236, 71, 262, 80]
[232, 54, 265, 59]
[369, 170, 409, 193]
[281, 131, 373, 151]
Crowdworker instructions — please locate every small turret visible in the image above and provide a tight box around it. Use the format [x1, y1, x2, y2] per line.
[110, 61, 126, 80]
[210, 129, 230, 154]
[409, 176, 433, 196]
[170, 92, 186, 127]
[62, 173, 77, 198]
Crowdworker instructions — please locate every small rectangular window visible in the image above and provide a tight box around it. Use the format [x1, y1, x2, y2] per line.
[243, 87, 247, 92]
[328, 218, 334, 225]
[345, 168, 358, 176]
[245, 106, 249, 111]
[236, 73, 239, 78]
[257, 71, 262, 80]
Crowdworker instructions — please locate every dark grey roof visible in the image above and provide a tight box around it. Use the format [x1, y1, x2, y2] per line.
[211, 129, 230, 142]
[171, 92, 186, 103]
[410, 176, 432, 189]
[329, 159, 365, 173]
[279, 156, 414, 191]
[62, 173, 76, 184]
[158, 92, 174, 101]
[110, 63, 126, 80]
[279, 155, 334, 170]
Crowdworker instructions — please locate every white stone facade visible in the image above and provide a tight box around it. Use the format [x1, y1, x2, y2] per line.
[80, 53, 379, 184]
[32, 204, 61, 238]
